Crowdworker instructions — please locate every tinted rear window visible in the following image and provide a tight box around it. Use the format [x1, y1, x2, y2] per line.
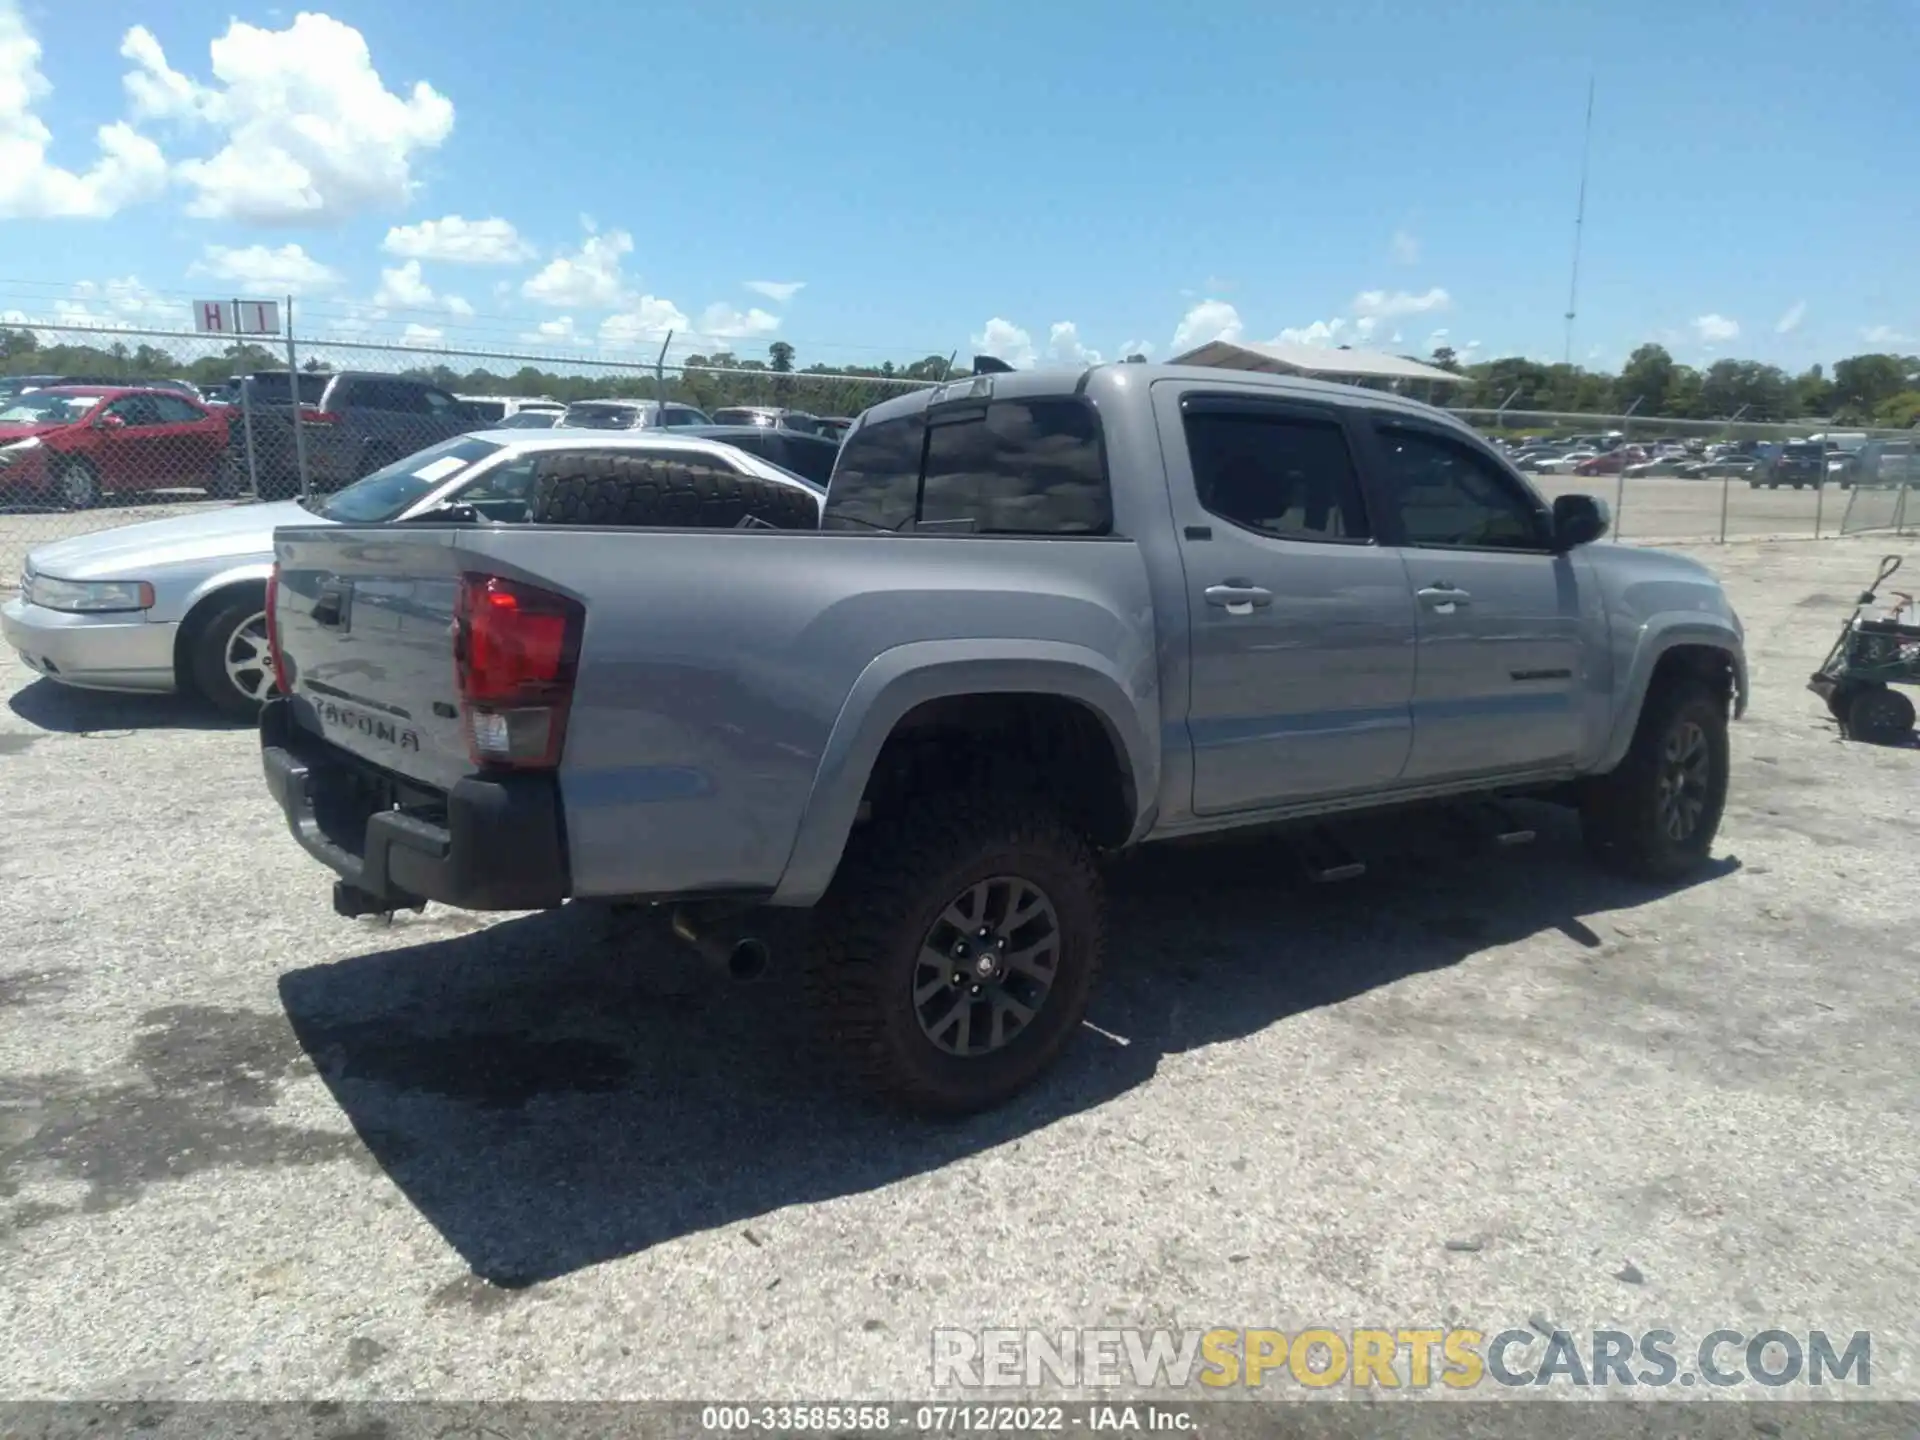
[822, 398, 1110, 535]
[466, 399, 507, 422]
[245, 372, 328, 404]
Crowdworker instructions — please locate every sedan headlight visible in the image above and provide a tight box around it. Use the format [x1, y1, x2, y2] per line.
[25, 574, 155, 613]
[0, 436, 43, 467]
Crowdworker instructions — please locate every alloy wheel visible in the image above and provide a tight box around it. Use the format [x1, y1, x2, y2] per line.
[1655, 719, 1710, 842]
[912, 876, 1061, 1058]
[222, 612, 277, 705]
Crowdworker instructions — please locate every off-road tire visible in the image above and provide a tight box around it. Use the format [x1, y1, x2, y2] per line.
[803, 795, 1105, 1116]
[188, 589, 277, 718]
[1581, 679, 1729, 882]
[1847, 684, 1916, 745]
[530, 452, 817, 530]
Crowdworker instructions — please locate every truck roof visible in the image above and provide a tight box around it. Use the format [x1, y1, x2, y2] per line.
[855, 362, 1482, 437]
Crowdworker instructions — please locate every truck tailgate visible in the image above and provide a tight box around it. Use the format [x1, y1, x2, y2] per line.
[273, 527, 474, 792]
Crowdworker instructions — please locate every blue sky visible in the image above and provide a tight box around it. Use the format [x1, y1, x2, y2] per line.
[2, 0, 1915, 374]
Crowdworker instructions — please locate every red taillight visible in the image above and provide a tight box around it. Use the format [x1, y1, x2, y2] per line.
[453, 573, 583, 769]
[265, 562, 286, 691]
[299, 408, 342, 426]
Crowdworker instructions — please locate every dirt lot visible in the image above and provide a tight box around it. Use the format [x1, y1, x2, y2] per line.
[1, 535, 1916, 1403]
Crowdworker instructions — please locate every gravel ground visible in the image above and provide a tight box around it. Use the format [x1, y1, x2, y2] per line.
[1, 534, 1916, 1405]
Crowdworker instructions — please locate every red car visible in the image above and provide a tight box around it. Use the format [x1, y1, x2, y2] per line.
[1574, 446, 1646, 477]
[0, 385, 234, 510]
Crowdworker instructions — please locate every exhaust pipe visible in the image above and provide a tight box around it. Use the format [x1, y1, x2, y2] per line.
[670, 906, 771, 983]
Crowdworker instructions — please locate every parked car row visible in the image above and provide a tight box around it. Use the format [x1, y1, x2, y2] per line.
[0, 366, 859, 510]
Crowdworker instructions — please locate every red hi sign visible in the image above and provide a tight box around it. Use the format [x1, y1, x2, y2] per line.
[192, 300, 282, 335]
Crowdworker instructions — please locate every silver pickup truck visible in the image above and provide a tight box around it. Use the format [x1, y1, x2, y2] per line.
[260, 363, 1747, 1114]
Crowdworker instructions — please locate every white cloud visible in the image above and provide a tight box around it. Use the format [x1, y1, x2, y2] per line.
[1775, 300, 1806, 335]
[374, 259, 434, 309]
[1117, 339, 1155, 360]
[698, 302, 780, 341]
[190, 242, 340, 294]
[0, 3, 167, 219]
[444, 294, 474, 318]
[1352, 287, 1451, 319]
[1274, 319, 1349, 348]
[598, 296, 690, 351]
[382, 215, 532, 265]
[400, 321, 442, 347]
[37, 275, 178, 330]
[743, 280, 805, 303]
[1426, 328, 1450, 348]
[520, 315, 586, 347]
[1859, 324, 1913, 346]
[1047, 321, 1102, 366]
[119, 13, 453, 223]
[522, 227, 633, 308]
[1171, 299, 1242, 352]
[1390, 230, 1420, 265]
[1692, 313, 1740, 343]
[972, 317, 1036, 368]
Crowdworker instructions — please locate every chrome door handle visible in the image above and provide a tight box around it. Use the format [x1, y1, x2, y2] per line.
[1205, 582, 1273, 609]
[1417, 585, 1471, 609]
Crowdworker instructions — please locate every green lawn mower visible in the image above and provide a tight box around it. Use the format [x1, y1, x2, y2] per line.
[1810, 554, 1919, 745]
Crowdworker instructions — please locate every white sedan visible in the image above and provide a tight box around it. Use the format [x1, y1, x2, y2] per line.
[1536, 450, 1599, 475]
[2, 431, 823, 715]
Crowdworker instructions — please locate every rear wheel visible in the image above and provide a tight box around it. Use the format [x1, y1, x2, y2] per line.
[1847, 684, 1916, 745]
[188, 591, 278, 717]
[208, 451, 249, 499]
[55, 458, 100, 510]
[1581, 679, 1729, 882]
[804, 793, 1104, 1115]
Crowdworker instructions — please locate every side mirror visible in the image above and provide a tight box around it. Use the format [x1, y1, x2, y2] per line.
[1552, 492, 1610, 550]
[96, 412, 127, 432]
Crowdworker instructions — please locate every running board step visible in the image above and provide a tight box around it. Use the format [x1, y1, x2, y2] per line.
[1452, 799, 1537, 849]
[1294, 826, 1368, 884]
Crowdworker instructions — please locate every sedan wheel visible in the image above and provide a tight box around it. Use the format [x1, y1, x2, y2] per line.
[222, 613, 277, 706]
[188, 590, 280, 718]
[56, 460, 100, 510]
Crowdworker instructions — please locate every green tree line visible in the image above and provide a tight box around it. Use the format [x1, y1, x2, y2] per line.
[3, 325, 1916, 429]
[1429, 342, 1920, 428]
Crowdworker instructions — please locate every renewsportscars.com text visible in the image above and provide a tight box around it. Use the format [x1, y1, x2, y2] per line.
[931, 1327, 1872, 1391]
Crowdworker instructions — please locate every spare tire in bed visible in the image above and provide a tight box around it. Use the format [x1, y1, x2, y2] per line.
[530, 452, 819, 529]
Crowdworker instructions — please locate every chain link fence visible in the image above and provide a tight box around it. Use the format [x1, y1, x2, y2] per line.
[0, 321, 942, 588]
[1455, 407, 1919, 544]
[3, 322, 1915, 591]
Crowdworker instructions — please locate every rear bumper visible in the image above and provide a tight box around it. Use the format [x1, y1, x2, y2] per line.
[260, 696, 569, 911]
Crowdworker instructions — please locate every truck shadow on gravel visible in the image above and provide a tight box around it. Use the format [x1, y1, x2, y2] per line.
[278, 804, 1737, 1289]
[7, 677, 248, 734]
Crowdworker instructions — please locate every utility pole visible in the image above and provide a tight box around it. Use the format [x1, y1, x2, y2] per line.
[1564, 77, 1596, 367]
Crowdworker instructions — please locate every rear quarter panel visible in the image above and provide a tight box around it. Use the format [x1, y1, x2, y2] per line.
[431, 528, 1161, 902]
